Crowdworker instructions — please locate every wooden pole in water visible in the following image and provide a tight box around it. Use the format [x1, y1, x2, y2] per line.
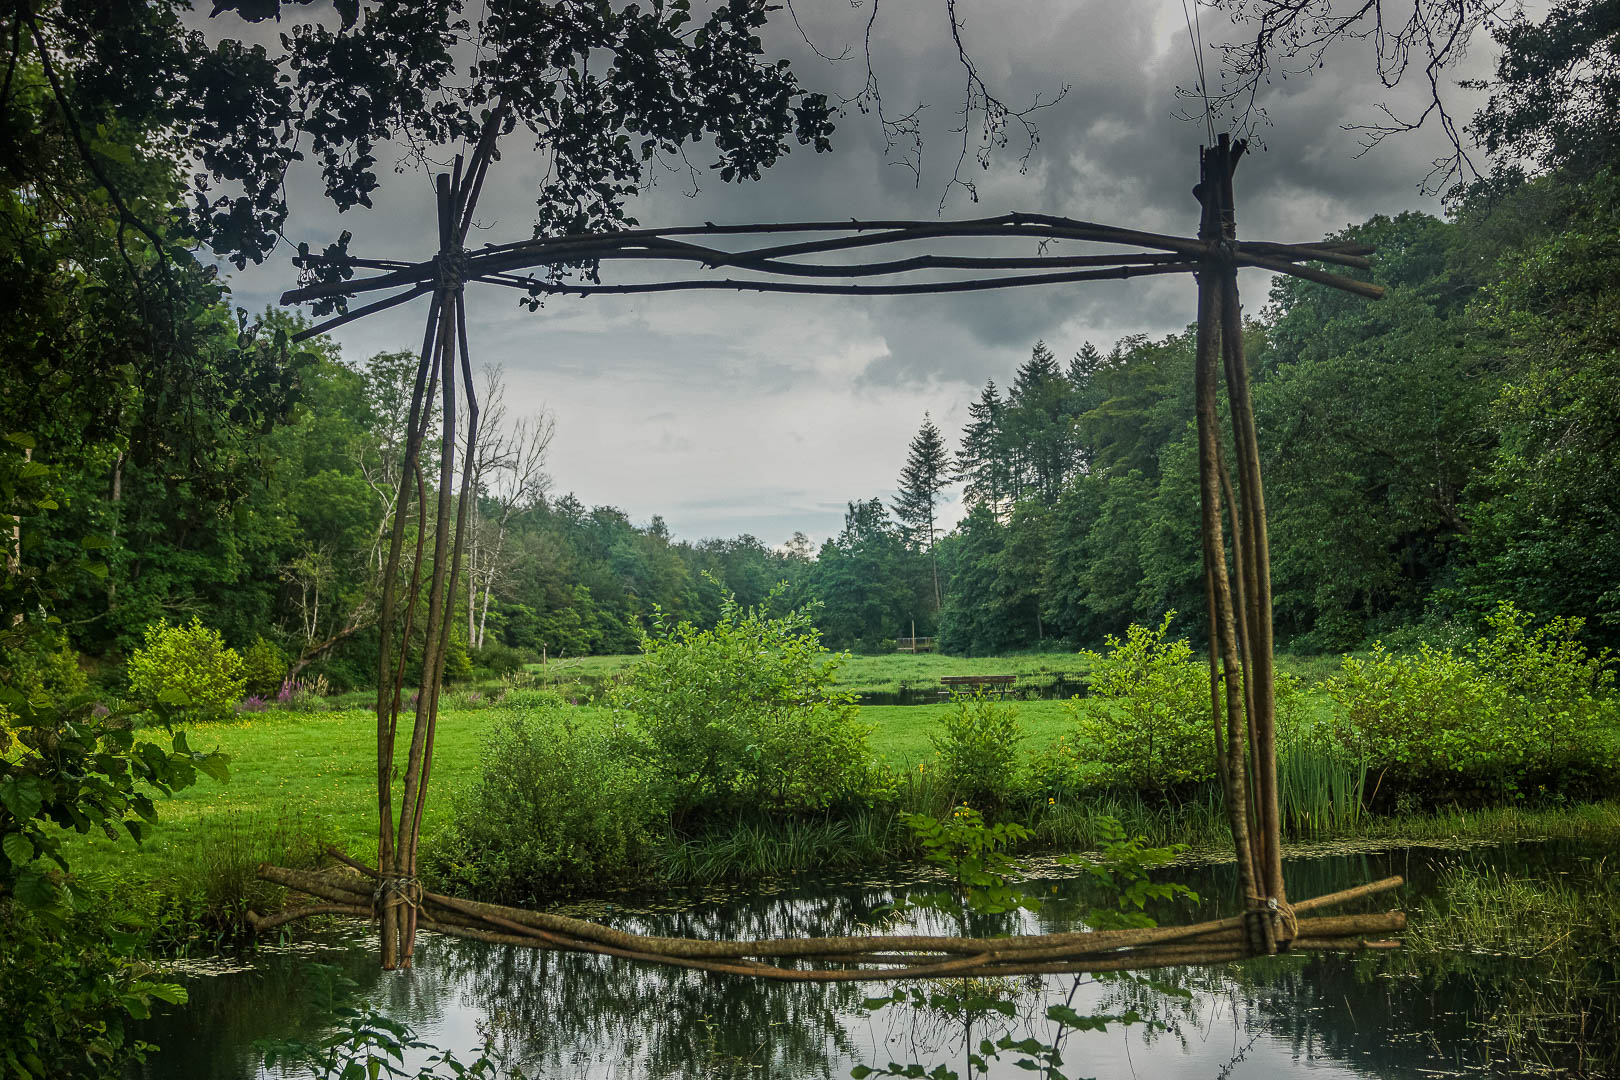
[1194, 134, 1289, 952]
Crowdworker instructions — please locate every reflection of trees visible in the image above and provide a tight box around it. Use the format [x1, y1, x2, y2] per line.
[141, 843, 1620, 1080]
[133, 936, 385, 1080]
[434, 887, 917, 1079]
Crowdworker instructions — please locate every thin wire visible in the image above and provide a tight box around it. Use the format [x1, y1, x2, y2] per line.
[1182, 0, 1217, 144]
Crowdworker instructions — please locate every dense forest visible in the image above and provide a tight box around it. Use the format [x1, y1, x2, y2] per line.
[4, 0, 1618, 690]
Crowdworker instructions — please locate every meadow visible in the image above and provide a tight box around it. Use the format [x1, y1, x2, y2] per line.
[64, 696, 1079, 881]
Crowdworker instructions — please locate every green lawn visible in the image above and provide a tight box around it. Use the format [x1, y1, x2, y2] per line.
[66, 706, 507, 874]
[864, 699, 1075, 766]
[64, 695, 1081, 880]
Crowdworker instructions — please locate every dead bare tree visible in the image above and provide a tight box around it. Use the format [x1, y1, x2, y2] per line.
[1186, 0, 1523, 192]
[460, 367, 556, 650]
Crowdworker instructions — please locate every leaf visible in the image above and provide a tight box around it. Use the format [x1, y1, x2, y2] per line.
[13, 868, 58, 908]
[0, 775, 45, 821]
[2, 831, 35, 867]
[194, 752, 231, 784]
[3, 433, 35, 449]
[140, 981, 189, 1005]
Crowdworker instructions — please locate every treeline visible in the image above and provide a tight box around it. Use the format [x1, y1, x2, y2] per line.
[11, 172, 1620, 682]
[7, 0, 1619, 683]
[880, 171, 1620, 655]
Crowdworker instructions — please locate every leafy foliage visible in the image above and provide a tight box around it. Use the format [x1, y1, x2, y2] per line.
[929, 691, 1024, 811]
[424, 710, 662, 902]
[614, 585, 877, 819]
[1069, 613, 1212, 792]
[1322, 603, 1618, 802]
[125, 616, 246, 719]
[0, 901, 185, 1079]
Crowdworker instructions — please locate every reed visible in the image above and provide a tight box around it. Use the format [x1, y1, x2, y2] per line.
[1276, 742, 1367, 839]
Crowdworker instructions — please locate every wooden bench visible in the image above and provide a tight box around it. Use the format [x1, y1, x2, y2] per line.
[939, 674, 1018, 698]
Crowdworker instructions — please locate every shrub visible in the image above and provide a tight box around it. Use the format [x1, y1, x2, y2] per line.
[6, 631, 87, 701]
[126, 617, 245, 719]
[239, 636, 289, 699]
[469, 642, 527, 679]
[1069, 612, 1212, 793]
[0, 901, 185, 1079]
[613, 586, 877, 820]
[1321, 603, 1618, 803]
[422, 709, 665, 900]
[930, 690, 1023, 811]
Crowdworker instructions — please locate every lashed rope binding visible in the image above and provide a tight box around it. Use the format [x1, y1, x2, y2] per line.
[249, 134, 1402, 975]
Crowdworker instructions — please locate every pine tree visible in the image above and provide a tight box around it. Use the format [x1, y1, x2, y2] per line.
[1006, 341, 1080, 506]
[892, 413, 950, 610]
[1068, 342, 1105, 472]
[955, 380, 1005, 515]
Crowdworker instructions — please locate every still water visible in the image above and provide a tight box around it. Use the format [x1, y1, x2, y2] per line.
[133, 840, 1618, 1079]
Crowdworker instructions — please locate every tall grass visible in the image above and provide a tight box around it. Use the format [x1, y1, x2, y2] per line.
[659, 812, 909, 884]
[1030, 786, 1232, 851]
[1277, 742, 1366, 838]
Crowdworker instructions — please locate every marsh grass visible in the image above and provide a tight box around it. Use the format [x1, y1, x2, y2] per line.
[1029, 787, 1232, 851]
[1403, 856, 1620, 1076]
[660, 812, 909, 884]
[1276, 742, 1367, 839]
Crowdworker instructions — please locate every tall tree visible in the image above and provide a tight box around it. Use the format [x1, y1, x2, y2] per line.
[892, 413, 950, 610]
[1004, 342, 1080, 505]
[955, 380, 1007, 515]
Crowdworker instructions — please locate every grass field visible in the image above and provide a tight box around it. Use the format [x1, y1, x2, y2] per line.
[64, 697, 1079, 877]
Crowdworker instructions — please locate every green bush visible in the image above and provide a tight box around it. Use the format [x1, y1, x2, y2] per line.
[1068, 613, 1212, 793]
[1322, 603, 1618, 802]
[238, 636, 289, 699]
[930, 690, 1023, 810]
[0, 901, 185, 1079]
[469, 642, 527, 679]
[126, 617, 245, 719]
[613, 587, 877, 820]
[5, 631, 88, 702]
[422, 709, 665, 901]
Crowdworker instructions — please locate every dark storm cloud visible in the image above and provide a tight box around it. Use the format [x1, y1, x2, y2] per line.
[205, 1, 1498, 542]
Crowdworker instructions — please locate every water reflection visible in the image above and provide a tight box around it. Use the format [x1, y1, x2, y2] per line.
[133, 840, 1619, 1079]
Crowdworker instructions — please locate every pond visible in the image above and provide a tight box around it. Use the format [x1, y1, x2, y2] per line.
[131, 838, 1619, 1079]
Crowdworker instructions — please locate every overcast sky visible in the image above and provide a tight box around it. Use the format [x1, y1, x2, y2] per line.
[218, 1, 1499, 547]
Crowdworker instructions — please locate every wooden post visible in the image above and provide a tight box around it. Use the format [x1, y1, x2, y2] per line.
[1194, 134, 1287, 952]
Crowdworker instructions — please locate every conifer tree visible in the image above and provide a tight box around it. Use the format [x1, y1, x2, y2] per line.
[956, 380, 1006, 515]
[892, 414, 951, 610]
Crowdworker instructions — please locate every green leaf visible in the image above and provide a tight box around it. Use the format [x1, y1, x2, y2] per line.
[193, 752, 231, 784]
[2, 831, 35, 867]
[2, 433, 35, 449]
[0, 775, 45, 821]
[140, 981, 189, 1005]
[14, 868, 58, 908]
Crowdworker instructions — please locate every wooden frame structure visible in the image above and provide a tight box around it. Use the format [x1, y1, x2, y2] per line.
[256, 133, 1404, 975]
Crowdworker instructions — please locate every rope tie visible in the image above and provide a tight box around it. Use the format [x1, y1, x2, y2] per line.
[1273, 897, 1299, 948]
[373, 874, 423, 920]
[434, 248, 470, 290]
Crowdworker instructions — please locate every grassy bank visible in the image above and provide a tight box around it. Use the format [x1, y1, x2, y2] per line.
[59, 695, 1620, 930]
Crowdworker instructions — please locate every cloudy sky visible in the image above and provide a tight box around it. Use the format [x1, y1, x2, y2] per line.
[218, 1, 1499, 547]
